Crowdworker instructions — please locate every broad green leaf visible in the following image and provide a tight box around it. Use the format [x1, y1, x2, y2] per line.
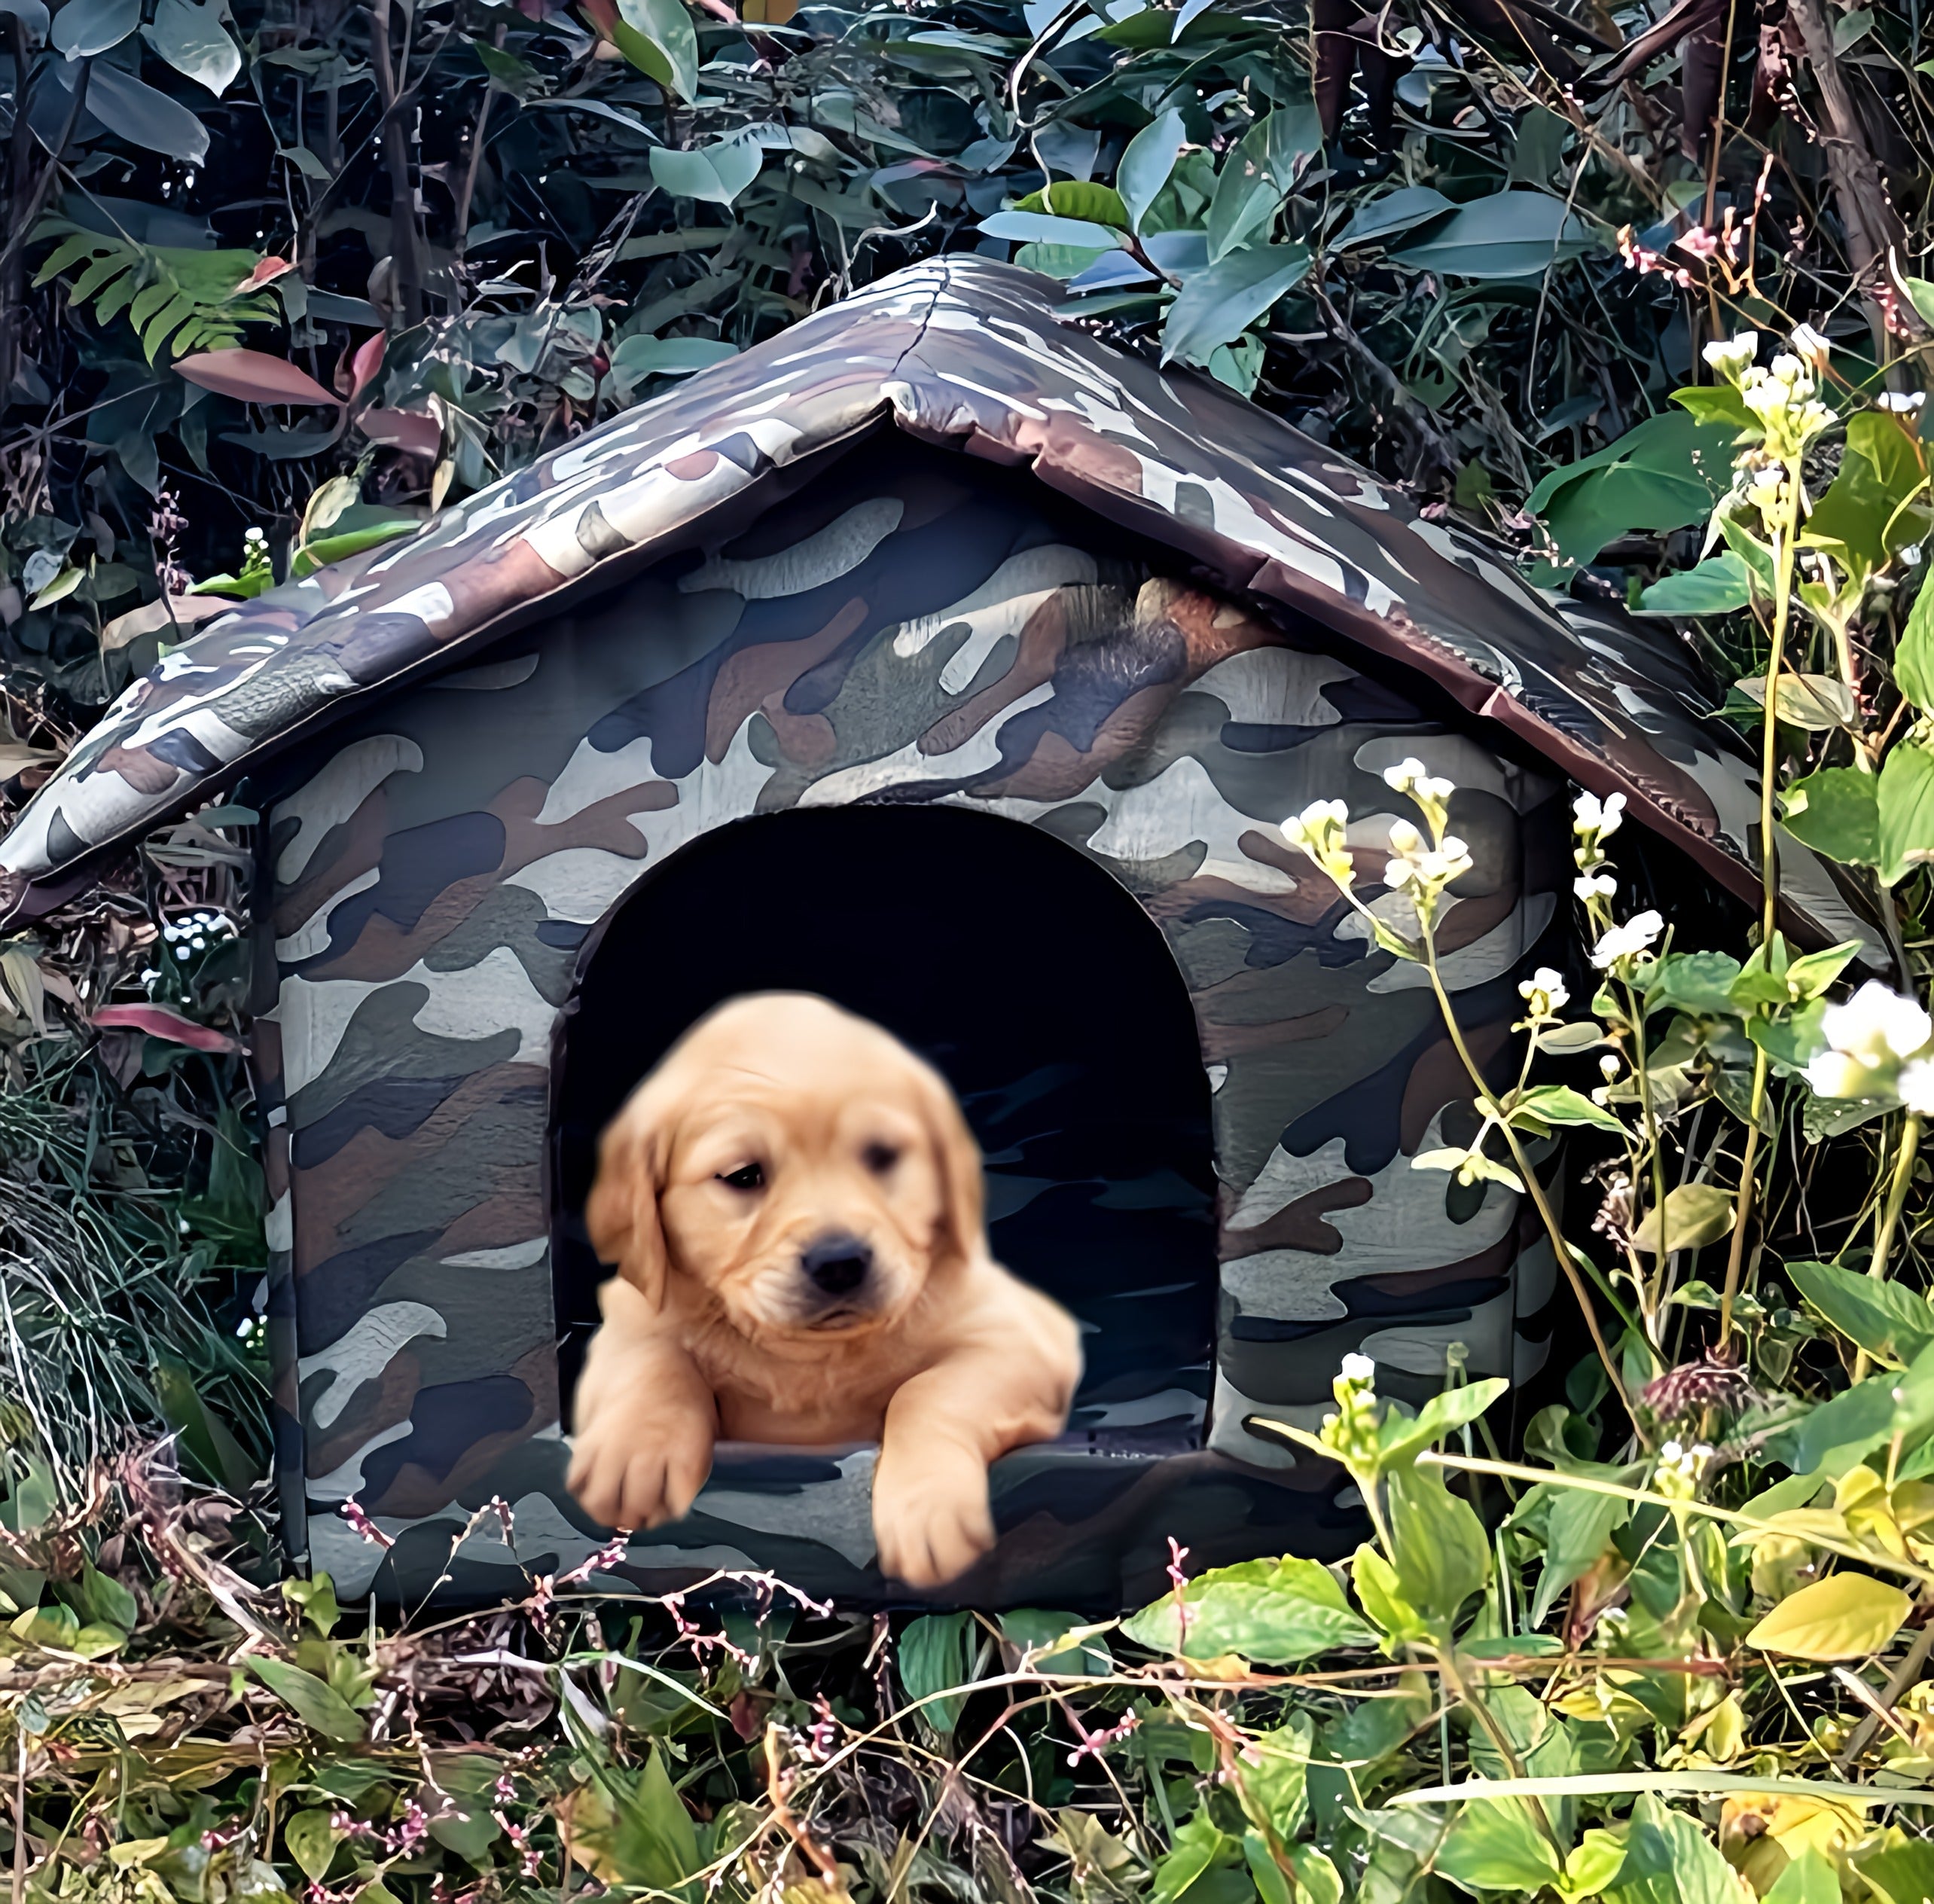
[145, 0, 240, 94]
[1234, 1715, 1313, 1835]
[1244, 1832, 1293, 1904]
[1386, 1465, 1488, 1623]
[1527, 412, 1734, 567]
[1637, 551, 1754, 615]
[898, 1610, 974, 1733]
[284, 1810, 340, 1884]
[1561, 1831, 1629, 1902]
[609, 335, 738, 380]
[1763, 1372, 1897, 1478]
[1122, 1555, 1375, 1661]
[1510, 1083, 1624, 1134]
[249, 1657, 365, 1741]
[1377, 1378, 1511, 1469]
[1630, 1182, 1734, 1256]
[1160, 242, 1310, 367]
[1788, 1258, 1934, 1364]
[81, 1563, 138, 1631]
[154, 1357, 260, 1492]
[614, 0, 696, 96]
[1152, 1817, 1236, 1904]
[1802, 411, 1926, 579]
[1765, 1852, 1841, 1904]
[1118, 107, 1186, 231]
[1205, 100, 1317, 261]
[1746, 1570, 1911, 1659]
[70, 63, 210, 162]
[1530, 1481, 1630, 1624]
[1732, 670, 1856, 731]
[1644, 950, 1745, 1015]
[1286, 1848, 1344, 1904]
[51, 0, 136, 56]
[1013, 180, 1128, 227]
[1851, 1841, 1934, 1904]
[982, 208, 1123, 248]
[1437, 1796, 1563, 1894]
[428, 1755, 504, 1866]
[1606, 1800, 1747, 1904]
[291, 518, 419, 576]
[1670, 381, 1757, 432]
[1898, 574, 1934, 712]
[649, 143, 762, 206]
[1332, 185, 1455, 249]
[1878, 737, 1934, 886]
[1389, 188, 1594, 279]
[1783, 767, 1880, 868]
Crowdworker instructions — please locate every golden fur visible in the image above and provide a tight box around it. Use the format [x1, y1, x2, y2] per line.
[566, 993, 1083, 1588]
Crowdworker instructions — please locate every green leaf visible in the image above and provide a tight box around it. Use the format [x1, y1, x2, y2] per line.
[1746, 1570, 1911, 1659]
[1898, 575, 1934, 713]
[1789, 1258, 1934, 1365]
[898, 1610, 974, 1733]
[613, 0, 696, 96]
[1389, 188, 1594, 279]
[1637, 551, 1754, 615]
[153, 1357, 260, 1493]
[1509, 1083, 1624, 1134]
[1437, 1796, 1563, 1894]
[1243, 1832, 1293, 1904]
[1118, 108, 1186, 232]
[1160, 242, 1310, 368]
[1630, 1182, 1735, 1256]
[72, 63, 211, 163]
[1235, 1715, 1313, 1835]
[145, 0, 240, 94]
[81, 1563, 138, 1632]
[1878, 737, 1934, 886]
[1802, 410, 1926, 579]
[1606, 1800, 1747, 1904]
[428, 1755, 504, 1866]
[1377, 1378, 1511, 1469]
[1783, 766, 1881, 867]
[1205, 100, 1318, 261]
[1332, 185, 1456, 249]
[284, 1810, 340, 1884]
[291, 518, 419, 576]
[1386, 1465, 1489, 1624]
[1152, 1817, 1237, 1904]
[1530, 1482, 1631, 1624]
[249, 1657, 366, 1741]
[1122, 1556, 1376, 1662]
[609, 335, 738, 382]
[1013, 180, 1129, 227]
[649, 142, 761, 206]
[1670, 382, 1757, 432]
[1850, 1841, 1934, 1904]
[1763, 1854, 1838, 1904]
[981, 209, 1124, 248]
[1527, 412, 1735, 567]
[1644, 950, 1745, 1015]
[51, 0, 137, 56]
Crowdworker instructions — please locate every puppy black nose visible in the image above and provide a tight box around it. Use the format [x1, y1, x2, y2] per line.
[801, 1233, 872, 1295]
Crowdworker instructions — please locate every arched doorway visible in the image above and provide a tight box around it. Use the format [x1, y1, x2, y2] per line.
[550, 803, 1218, 1447]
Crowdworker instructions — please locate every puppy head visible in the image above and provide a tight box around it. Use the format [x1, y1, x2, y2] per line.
[587, 993, 984, 1340]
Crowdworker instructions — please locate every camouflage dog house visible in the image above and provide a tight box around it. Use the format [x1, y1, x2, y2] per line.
[0, 258, 1869, 1608]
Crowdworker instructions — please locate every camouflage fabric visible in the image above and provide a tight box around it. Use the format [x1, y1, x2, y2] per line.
[249, 437, 1568, 1606]
[0, 257, 1873, 958]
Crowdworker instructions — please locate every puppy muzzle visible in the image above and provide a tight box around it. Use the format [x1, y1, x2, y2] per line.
[796, 1231, 878, 1326]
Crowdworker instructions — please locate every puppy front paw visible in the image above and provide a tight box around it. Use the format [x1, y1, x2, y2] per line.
[566, 1405, 714, 1533]
[872, 1450, 995, 1590]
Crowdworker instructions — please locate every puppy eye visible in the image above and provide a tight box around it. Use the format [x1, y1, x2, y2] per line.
[862, 1142, 900, 1175]
[718, 1162, 764, 1192]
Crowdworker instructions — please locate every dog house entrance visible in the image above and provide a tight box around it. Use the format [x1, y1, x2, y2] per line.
[551, 804, 1218, 1451]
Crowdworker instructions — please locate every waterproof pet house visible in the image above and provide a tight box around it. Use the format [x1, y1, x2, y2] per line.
[0, 259, 1869, 1607]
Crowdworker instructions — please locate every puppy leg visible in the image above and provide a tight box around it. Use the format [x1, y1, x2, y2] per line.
[568, 1278, 717, 1532]
[873, 1353, 1066, 1590]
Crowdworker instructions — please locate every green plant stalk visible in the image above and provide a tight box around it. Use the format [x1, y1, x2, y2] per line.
[1420, 1448, 1934, 1588]
[1418, 920, 1641, 1430]
[1618, 969, 1673, 1344]
[1719, 502, 1798, 1353]
[1870, 1109, 1923, 1282]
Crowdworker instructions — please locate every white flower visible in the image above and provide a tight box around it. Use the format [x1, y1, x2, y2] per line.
[1660, 1440, 1683, 1463]
[1590, 910, 1663, 969]
[1519, 966, 1569, 1015]
[1574, 871, 1616, 901]
[1599, 1053, 1621, 1079]
[1807, 1049, 1874, 1101]
[1703, 332, 1759, 384]
[1383, 757, 1429, 794]
[175, 946, 191, 961]
[1881, 392, 1927, 414]
[1386, 835, 1473, 891]
[1822, 981, 1932, 1066]
[1388, 817, 1423, 856]
[1789, 322, 1831, 373]
[1282, 798, 1348, 847]
[1902, 1057, 1934, 1116]
[1573, 789, 1626, 838]
[1339, 1353, 1376, 1385]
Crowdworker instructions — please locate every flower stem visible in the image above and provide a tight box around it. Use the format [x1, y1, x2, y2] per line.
[1870, 1109, 1924, 1286]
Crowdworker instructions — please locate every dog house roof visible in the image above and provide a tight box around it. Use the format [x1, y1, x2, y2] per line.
[0, 256, 1867, 945]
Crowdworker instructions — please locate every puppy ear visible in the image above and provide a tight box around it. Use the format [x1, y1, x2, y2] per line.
[586, 1096, 670, 1311]
[915, 1060, 986, 1270]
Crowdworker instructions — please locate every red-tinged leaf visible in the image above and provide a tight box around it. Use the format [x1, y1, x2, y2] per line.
[174, 349, 343, 408]
[236, 256, 296, 294]
[358, 407, 441, 456]
[346, 331, 386, 399]
[92, 1005, 239, 1052]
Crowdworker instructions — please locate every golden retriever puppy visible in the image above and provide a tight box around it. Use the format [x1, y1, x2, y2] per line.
[566, 992, 1083, 1588]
